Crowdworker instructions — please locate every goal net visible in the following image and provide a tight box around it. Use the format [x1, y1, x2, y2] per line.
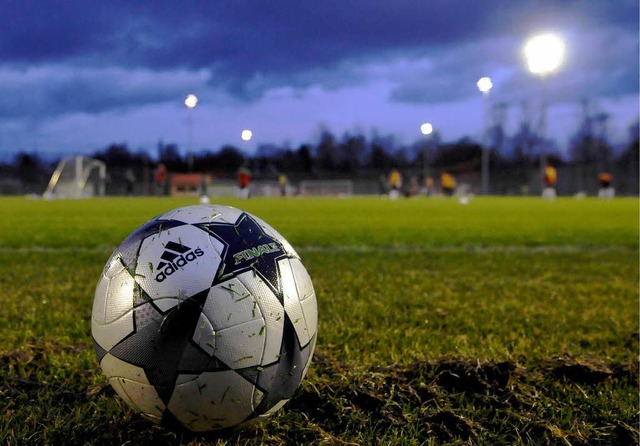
[44, 156, 106, 198]
[299, 179, 354, 197]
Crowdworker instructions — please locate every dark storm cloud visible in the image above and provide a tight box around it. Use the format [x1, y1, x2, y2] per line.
[0, 0, 636, 119]
[0, 1, 467, 117]
[0, 1, 502, 95]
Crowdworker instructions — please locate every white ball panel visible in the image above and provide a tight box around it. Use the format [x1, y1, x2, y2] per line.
[103, 252, 126, 278]
[135, 225, 221, 304]
[278, 259, 311, 346]
[214, 319, 266, 368]
[158, 205, 221, 225]
[109, 377, 166, 421]
[175, 373, 199, 385]
[105, 270, 136, 323]
[203, 235, 228, 267]
[204, 278, 262, 331]
[146, 297, 181, 313]
[257, 398, 289, 420]
[290, 258, 315, 301]
[193, 313, 216, 356]
[252, 386, 265, 412]
[300, 295, 318, 340]
[236, 272, 285, 365]
[168, 370, 256, 431]
[207, 205, 244, 224]
[300, 336, 317, 380]
[157, 204, 247, 226]
[101, 354, 166, 420]
[91, 310, 134, 352]
[92, 274, 109, 324]
[101, 351, 148, 381]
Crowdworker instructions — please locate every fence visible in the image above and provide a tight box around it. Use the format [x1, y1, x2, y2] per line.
[1, 161, 638, 197]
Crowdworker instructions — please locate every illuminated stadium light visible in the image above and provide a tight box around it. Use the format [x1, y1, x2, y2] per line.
[241, 129, 253, 141]
[523, 33, 565, 76]
[420, 122, 433, 136]
[184, 93, 199, 109]
[476, 76, 493, 94]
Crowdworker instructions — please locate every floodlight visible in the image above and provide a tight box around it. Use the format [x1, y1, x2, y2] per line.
[241, 129, 253, 141]
[524, 33, 565, 76]
[184, 94, 199, 109]
[477, 77, 493, 94]
[420, 122, 433, 136]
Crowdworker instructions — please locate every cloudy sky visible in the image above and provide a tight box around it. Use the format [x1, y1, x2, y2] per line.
[0, 0, 638, 159]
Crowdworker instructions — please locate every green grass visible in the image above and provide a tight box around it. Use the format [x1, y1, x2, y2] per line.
[0, 196, 637, 445]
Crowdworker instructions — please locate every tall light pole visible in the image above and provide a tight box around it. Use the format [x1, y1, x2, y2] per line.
[477, 76, 493, 195]
[523, 33, 565, 188]
[420, 122, 433, 180]
[184, 93, 198, 171]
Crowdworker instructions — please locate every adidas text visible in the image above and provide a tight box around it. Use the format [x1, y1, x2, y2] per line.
[155, 247, 204, 282]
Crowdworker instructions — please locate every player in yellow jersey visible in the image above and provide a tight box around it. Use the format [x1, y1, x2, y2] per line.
[440, 172, 456, 196]
[388, 169, 403, 200]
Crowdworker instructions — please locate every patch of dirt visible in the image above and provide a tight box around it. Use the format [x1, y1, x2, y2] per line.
[616, 421, 640, 445]
[289, 351, 639, 444]
[0, 340, 86, 368]
[547, 355, 638, 386]
[424, 410, 477, 442]
[433, 359, 515, 394]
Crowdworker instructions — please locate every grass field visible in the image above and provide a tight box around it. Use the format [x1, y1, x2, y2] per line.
[0, 196, 637, 445]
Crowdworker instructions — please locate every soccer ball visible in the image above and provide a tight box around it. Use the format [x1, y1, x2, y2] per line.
[91, 204, 317, 431]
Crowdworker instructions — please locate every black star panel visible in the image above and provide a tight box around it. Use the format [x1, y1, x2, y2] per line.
[195, 213, 289, 302]
[107, 287, 228, 404]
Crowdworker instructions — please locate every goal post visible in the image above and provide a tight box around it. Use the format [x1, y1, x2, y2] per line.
[44, 156, 106, 198]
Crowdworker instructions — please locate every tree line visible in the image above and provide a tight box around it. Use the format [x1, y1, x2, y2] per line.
[1, 120, 638, 195]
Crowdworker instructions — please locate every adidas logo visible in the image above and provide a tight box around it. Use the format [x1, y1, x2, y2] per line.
[154, 241, 204, 282]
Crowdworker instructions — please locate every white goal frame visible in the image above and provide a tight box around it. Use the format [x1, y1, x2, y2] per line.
[298, 179, 354, 197]
[44, 156, 106, 198]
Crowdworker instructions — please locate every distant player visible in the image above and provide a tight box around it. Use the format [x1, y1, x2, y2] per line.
[237, 165, 252, 199]
[542, 164, 557, 199]
[424, 176, 435, 196]
[598, 172, 614, 199]
[407, 176, 419, 197]
[154, 163, 167, 195]
[440, 172, 456, 196]
[388, 169, 403, 200]
[278, 174, 287, 197]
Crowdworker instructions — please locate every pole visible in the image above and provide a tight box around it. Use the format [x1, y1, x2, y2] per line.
[423, 139, 428, 181]
[75, 155, 83, 198]
[420, 122, 433, 182]
[187, 108, 194, 171]
[539, 75, 548, 189]
[481, 92, 491, 195]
